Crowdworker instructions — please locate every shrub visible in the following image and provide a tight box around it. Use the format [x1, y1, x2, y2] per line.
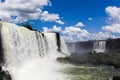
[57, 57, 70, 63]
[68, 52, 120, 68]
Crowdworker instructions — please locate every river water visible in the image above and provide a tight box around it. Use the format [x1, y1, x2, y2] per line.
[59, 63, 120, 80]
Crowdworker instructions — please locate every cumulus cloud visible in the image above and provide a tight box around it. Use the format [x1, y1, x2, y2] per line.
[102, 6, 120, 34]
[62, 6, 120, 42]
[0, 0, 64, 24]
[43, 27, 49, 32]
[42, 22, 89, 41]
[43, 25, 62, 32]
[102, 24, 120, 33]
[55, 20, 64, 25]
[62, 27, 114, 41]
[75, 22, 84, 27]
[89, 6, 120, 41]
[61, 21, 117, 41]
[60, 22, 114, 42]
[63, 6, 120, 42]
[106, 6, 120, 23]
[42, 21, 117, 42]
[0, 0, 50, 23]
[62, 26, 89, 41]
[90, 32, 115, 40]
[41, 11, 64, 24]
[62, 22, 89, 41]
[52, 25, 62, 32]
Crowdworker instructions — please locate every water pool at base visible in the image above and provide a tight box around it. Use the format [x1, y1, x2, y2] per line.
[60, 64, 120, 80]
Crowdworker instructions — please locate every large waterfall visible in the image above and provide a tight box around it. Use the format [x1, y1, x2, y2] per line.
[0, 21, 69, 80]
[93, 41, 106, 53]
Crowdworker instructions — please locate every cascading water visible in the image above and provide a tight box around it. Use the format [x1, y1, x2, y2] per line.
[0, 21, 69, 80]
[60, 37, 69, 55]
[93, 41, 106, 53]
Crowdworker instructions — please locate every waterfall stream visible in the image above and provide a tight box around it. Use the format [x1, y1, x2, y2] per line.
[93, 41, 106, 53]
[0, 21, 69, 80]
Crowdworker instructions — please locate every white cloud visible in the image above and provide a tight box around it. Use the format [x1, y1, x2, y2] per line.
[102, 24, 120, 33]
[90, 32, 115, 40]
[43, 27, 50, 32]
[55, 20, 64, 25]
[102, 6, 120, 34]
[89, 6, 120, 41]
[88, 17, 93, 21]
[106, 6, 120, 23]
[75, 22, 84, 27]
[42, 20, 118, 42]
[0, 0, 51, 23]
[61, 24, 116, 42]
[42, 22, 89, 41]
[40, 11, 64, 24]
[62, 22, 114, 41]
[62, 26, 89, 41]
[41, 11, 59, 22]
[62, 6, 120, 42]
[43, 25, 62, 32]
[63, 6, 120, 42]
[62, 22, 89, 41]
[0, 0, 64, 24]
[52, 25, 62, 32]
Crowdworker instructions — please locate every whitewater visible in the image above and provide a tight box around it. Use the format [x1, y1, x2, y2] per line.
[0, 21, 69, 80]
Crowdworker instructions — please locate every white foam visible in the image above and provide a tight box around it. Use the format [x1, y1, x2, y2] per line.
[0, 22, 69, 80]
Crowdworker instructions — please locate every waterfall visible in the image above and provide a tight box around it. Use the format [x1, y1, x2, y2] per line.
[0, 21, 69, 80]
[93, 41, 106, 53]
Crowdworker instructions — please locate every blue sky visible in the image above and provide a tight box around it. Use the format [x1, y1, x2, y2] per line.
[26, 0, 119, 32]
[0, 0, 120, 41]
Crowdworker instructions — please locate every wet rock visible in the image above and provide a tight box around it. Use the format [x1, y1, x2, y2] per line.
[112, 76, 120, 80]
[0, 66, 12, 80]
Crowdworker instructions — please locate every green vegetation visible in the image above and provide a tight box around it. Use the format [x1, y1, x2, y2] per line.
[70, 53, 89, 64]
[88, 52, 109, 65]
[88, 53, 120, 68]
[23, 22, 33, 30]
[0, 74, 3, 80]
[57, 52, 120, 68]
[106, 38, 120, 53]
[0, 70, 11, 80]
[57, 56, 70, 63]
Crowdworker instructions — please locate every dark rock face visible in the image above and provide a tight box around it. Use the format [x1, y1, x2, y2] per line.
[112, 76, 120, 80]
[106, 38, 120, 54]
[66, 41, 94, 54]
[56, 32, 61, 52]
[67, 38, 120, 54]
[0, 23, 4, 64]
[41, 33, 44, 38]
[0, 66, 12, 80]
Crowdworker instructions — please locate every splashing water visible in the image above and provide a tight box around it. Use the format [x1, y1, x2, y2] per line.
[0, 22, 69, 80]
[93, 41, 106, 53]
